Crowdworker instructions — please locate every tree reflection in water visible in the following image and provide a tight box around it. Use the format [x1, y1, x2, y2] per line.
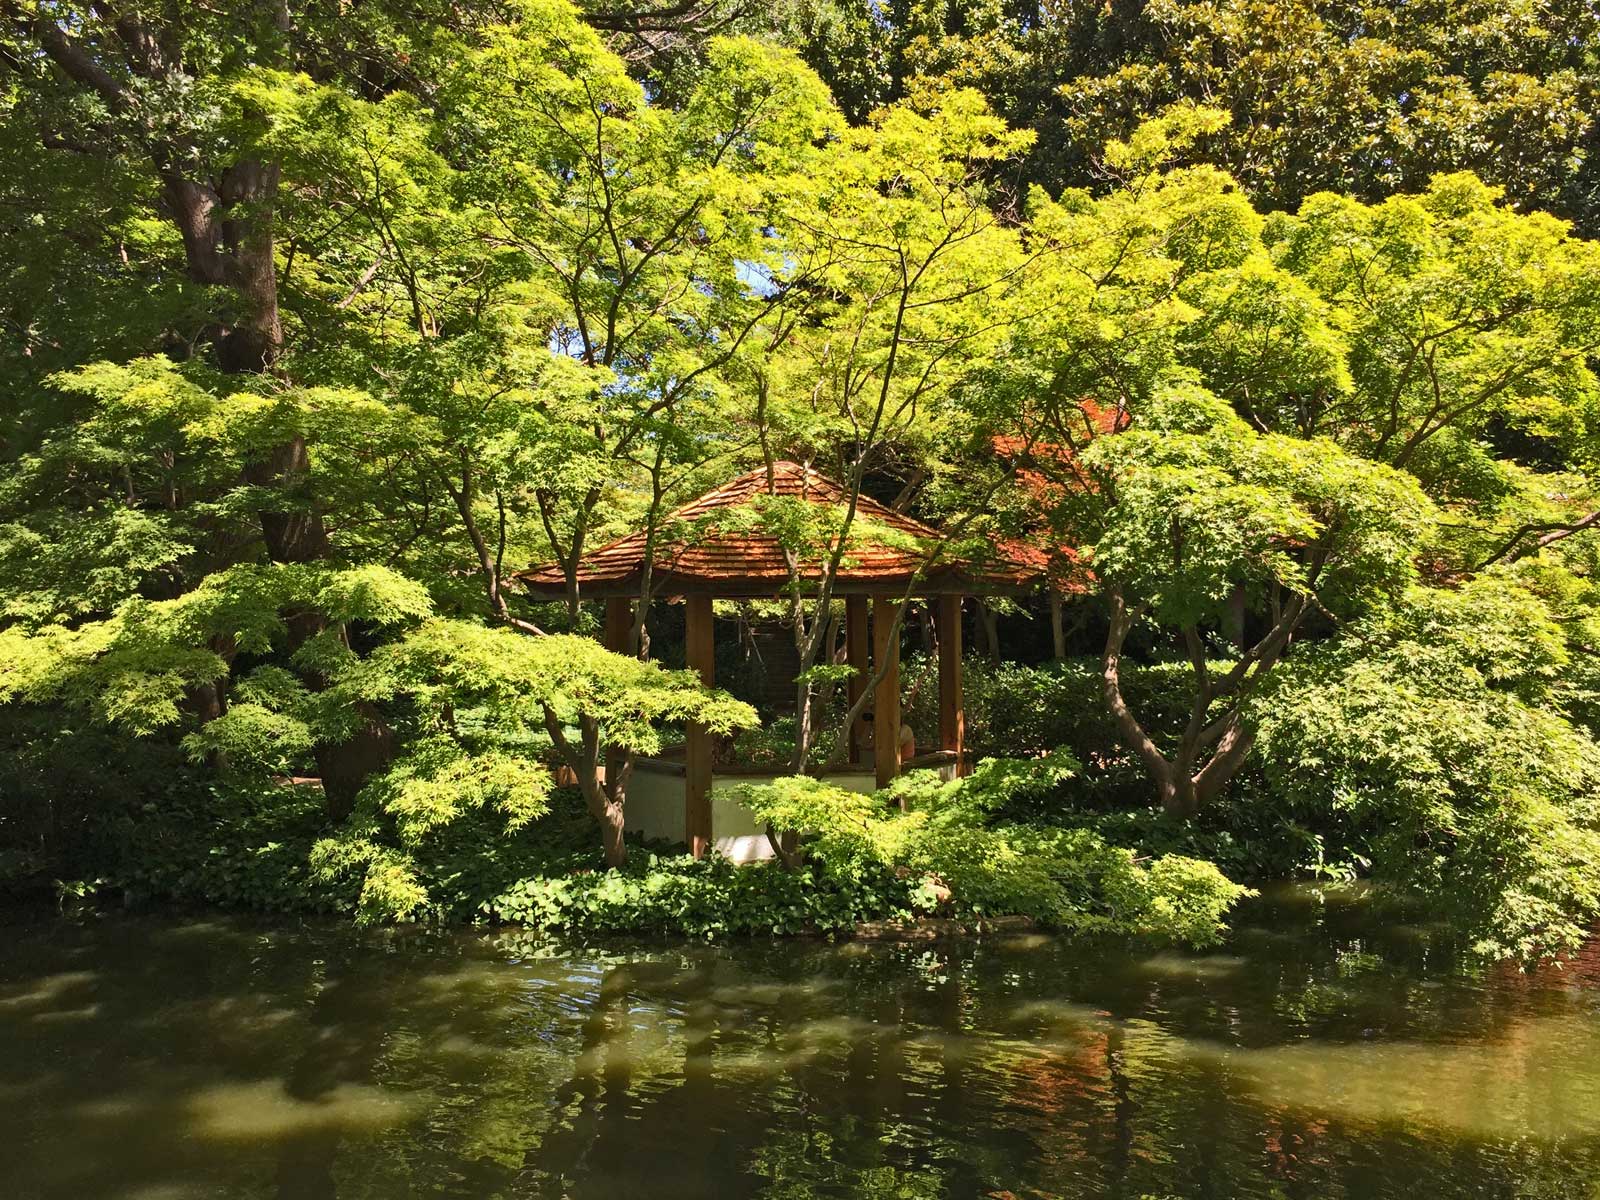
[2, 887, 1598, 1199]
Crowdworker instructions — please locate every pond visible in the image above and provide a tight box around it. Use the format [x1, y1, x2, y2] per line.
[4, 886, 1599, 1199]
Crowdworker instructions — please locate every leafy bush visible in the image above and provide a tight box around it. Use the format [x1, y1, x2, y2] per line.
[721, 713, 843, 769]
[1076, 791, 1367, 885]
[486, 765, 1247, 945]
[899, 654, 1403, 883]
[6, 713, 1248, 943]
[732, 764, 1250, 944]
[1249, 577, 1600, 960]
[488, 853, 910, 937]
[0, 706, 203, 896]
[108, 779, 355, 915]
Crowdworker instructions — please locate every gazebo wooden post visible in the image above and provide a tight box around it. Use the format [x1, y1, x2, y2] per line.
[872, 596, 902, 790]
[604, 596, 633, 656]
[845, 595, 869, 765]
[684, 594, 715, 859]
[936, 594, 966, 776]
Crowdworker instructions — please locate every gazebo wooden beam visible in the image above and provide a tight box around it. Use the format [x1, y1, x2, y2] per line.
[873, 595, 902, 791]
[684, 594, 715, 858]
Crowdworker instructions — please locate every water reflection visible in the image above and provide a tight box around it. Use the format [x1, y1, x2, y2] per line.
[2, 888, 1598, 1199]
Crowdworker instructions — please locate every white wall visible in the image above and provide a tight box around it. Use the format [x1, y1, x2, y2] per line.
[625, 764, 880, 864]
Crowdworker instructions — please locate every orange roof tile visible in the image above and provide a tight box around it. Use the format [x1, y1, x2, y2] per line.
[516, 462, 1044, 598]
[989, 400, 1127, 597]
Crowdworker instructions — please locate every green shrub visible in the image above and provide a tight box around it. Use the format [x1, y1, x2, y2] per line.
[732, 766, 1250, 943]
[0, 706, 202, 896]
[901, 654, 1201, 761]
[488, 853, 911, 937]
[9, 705, 1247, 945]
[110, 778, 353, 914]
[899, 656, 1379, 882]
[486, 768, 1248, 946]
[902, 654, 1218, 808]
[1249, 579, 1600, 960]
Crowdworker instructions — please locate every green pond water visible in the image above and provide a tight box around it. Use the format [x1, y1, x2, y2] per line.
[4, 886, 1600, 1200]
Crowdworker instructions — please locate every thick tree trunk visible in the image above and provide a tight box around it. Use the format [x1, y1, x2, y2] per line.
[174, 160, 389, 814]
[590, 735, 632, 870]
[184, 679, 227, 725]
[598, 798, 627, 870]
[316, 714, 394, 823]
[184, 634, 239, 766]
[245, 436, 330, 563]
[167, 162, 332, 575]
[1222, 584, 1246, 650]
[1162, 775, 1200, 820]
[279, 612, 392, 822]
[19, 12, 390, 816]
[1101, 584, 1304, 820]
[164, 162, 285, 373]
[217, 161, 283, 371]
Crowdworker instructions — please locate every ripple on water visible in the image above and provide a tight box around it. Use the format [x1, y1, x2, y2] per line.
[0, 969, 99, 1011]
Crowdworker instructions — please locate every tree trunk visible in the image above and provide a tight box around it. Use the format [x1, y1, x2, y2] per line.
[765, 823, 803, 870]
[163, 161, 284, 373]
[217, 161, 283, 371]
[547, 711, 630, 868]
[1222, 584, 1246, 650]
[316, 713, 394, 823]
[598, 798, 627, 870]
[1101, 583, 1306, 820]
[1162, 775, 1200, 819]
[1100, 590, 1215, 819]
[1101, 590, 1182, 806]
[573, 759, 629, 870]
[173, 160, 390, 814]
[245, 436, 330, 563]
[184, 634, 238, 766]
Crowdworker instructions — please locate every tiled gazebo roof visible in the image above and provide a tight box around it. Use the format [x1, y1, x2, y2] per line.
[517, 461, 1045, 599]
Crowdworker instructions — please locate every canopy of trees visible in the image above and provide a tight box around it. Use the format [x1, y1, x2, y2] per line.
[3, 0, 1599, 957]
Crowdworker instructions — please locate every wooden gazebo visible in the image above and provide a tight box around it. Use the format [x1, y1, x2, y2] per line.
[519, 462, 1043, 858]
